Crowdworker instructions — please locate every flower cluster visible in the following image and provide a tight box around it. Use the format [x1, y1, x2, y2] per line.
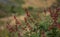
[6, 7, 60, 37]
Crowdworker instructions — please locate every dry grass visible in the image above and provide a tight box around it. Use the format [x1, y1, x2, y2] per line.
[22, 0, 56, 8]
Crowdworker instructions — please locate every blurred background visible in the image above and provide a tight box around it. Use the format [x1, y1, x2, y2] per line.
[0, 0, 60, 37]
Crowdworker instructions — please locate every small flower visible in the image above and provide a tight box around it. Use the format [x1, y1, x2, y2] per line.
[13, 16, 21, 25]
[6, 23, 11, 29]
[9, 27, 15, 33]
[41, 30, 45, 34]
[24, 17, 27, 23]
[48, 25, 53, 30]
[56, 7, 60, 12]
[16, 20, 21, 25]
[26, 12, 30, 17]
[44, 9, 46, 15]
[24, 8, 30, 17]
[6, 22, 16, 33]
[54, 12, 58, 17]
[26, 23, 32, 30]
[41, 30, 45, 37]
[48, 8, 52, 13]
[57, 24, 60, 29]
[14, 15, 17, 20]
[52, 17, 57, 21]
[15, 25, 18, 31]
[22, 27, 27, 31]
[30, 18, 34, 22]
[18, 32, 22, 37]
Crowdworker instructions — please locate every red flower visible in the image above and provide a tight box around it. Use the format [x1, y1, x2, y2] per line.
[24, 8, 30, 17]
[16, 20, 21, 25]
[44, 9, 46, 15]
[56, 7, 60, 12]
[6, 23, 14, 33]
[6, 23, 11, 29]
[41, 30, 45, 34]
[26, 23, 32, 30]
[57, 24, 60, 29]
[26, 12, 30, 17]
[24, 17, 27, 23]
[13, 16, 21, 25]
[22, 27, 27, 31]
[18, 32, 21, 37]
[30, 18, 34, 22]
[7, 25, 16, 33]
[14, 15, 17, 20]
[48, 25, 53, 30]
[54, 12, 58, 17]
[15, 25, 18, 31]
[41, 30, 45, 37]
[48, 8, 52, 13]
[52, 17, 57, 21]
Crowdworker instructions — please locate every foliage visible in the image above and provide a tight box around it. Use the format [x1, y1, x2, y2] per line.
[0, 0, 25, 18]
[1, 6, 59, 37]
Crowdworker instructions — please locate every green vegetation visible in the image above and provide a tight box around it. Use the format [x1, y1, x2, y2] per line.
[0, 0, 60, 37]
[0, 0, 25, 18]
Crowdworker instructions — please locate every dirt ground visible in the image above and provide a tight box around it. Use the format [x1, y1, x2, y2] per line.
[22, 0, 56, 8]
